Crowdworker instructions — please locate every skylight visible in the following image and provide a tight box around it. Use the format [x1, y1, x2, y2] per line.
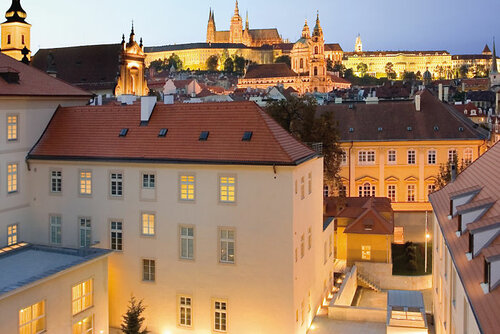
[158, 128, 168, 137]
[242, 131, 253, 141]
[119, 128, 129, 137]
[199, 131, 209, 141]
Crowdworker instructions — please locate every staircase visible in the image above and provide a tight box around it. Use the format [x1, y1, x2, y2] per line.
[357, 271, 381, 292]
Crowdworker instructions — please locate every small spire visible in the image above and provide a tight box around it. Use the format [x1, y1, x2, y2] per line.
[140, 37, 143, 48]
[492, 37, 498, 74]
[121, 34, 125, 44]
[245, 11, 249, 30]
[129, 21, 135, 43]
[234, 0, 239, 15]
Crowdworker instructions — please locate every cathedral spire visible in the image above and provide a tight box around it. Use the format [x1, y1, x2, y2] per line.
[492, 37, 498, 74]
[129, 21, 135, 43]
[245, 11, 249, 31]
[312, 11, 323, 37]
[234, 0, 239, 15]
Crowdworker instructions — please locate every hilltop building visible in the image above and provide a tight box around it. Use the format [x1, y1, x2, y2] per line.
[0, 0, 31, 61]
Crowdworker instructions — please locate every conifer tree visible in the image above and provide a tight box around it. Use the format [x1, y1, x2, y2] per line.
[121, 296, 149, 334]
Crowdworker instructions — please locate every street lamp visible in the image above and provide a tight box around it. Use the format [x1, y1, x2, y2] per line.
[424, 211, 431, 273]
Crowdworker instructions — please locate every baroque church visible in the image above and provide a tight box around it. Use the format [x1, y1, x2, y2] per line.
[206, 1, 283, 47]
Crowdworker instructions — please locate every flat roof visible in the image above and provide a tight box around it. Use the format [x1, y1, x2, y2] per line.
[387, 290, 425, 309]
[0, 243, 111, 297]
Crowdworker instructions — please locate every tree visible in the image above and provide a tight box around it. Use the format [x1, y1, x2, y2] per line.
[435, 155, 470, 190]
[402, 71, 417, 83]
[326, 58, 334, 72]
[356, 62, 368, 76]
[233, 55, 246, 74]
[275, 55, 291, 68]
[332, 63, 346, 77]
[266, 96, 343, 185]
[206, 55, 219, 71]
[224, 57, 234, 73]
[385, 62, 396, 80]
[459, 65, 469, 78]
[121, 296, 149, 334]
[166, 54, 183, 71]
[344, 68, 354, 79]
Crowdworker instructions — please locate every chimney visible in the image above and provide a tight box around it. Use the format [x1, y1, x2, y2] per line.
[164, 94, 174, 105]
[438, 83, 443, 101]
[444, 86, 449, 102]
[415, 94, 421, 111]
[451, 163, 457, 182]
[141, 96, 157, 123]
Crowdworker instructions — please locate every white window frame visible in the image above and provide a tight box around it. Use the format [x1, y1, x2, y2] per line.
[219, 175, 236, 203]
[387, 184, 396, 202]
[110, 172, 123, 197]
[72, 314, 93, 334]
[7, 223, 18, 246]
[79, 170, 92, 195]
[427, 150, 436, 165]
[407, 184, 416, 202]
[463, 148, 473, 163]
[219, 228, 235, 264]
[142, 259, 156, 282]
[362, 245, 371, 260]
[7, 162, 18, 193]
[110, 221, 123, 251]
[358, 150, 375, 164]
[141, 213, 155, 236]
[407, 150, 416, 165]
[7, 114, 18, 142]
[358, 182, 376, 197]
[72, 279, 93, 315]
[448, 149, 457, 162]
[180, 226, 194, 260]
[79, 217, 91, 248]
[19, 300, 45, 334]
[214, 300, 228, 332]
[387, 150, 397, 164]
[180, 175, 195, 201]
[179, 296, 192, 327]
[142, 173, 155, 189]
[341, 150, 347, 165]
[50, 170, 62, 193]
[49, 215, 62, 245]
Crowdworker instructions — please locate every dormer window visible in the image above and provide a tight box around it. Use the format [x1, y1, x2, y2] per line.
[449, 185, 482, 216]
[456, 198, 495, 233]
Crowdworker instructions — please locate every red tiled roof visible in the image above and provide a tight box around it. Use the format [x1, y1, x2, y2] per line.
[0, 53, 92, 97]
[28, 101, 316, 165]
[244, 63, 297, 79]
[429, 142, 500, 334]
[325, 43, 343, 52]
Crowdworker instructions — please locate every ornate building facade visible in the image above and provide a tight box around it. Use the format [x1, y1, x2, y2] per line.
[1, 0, 31, 61]
[206, 1, 282, 47]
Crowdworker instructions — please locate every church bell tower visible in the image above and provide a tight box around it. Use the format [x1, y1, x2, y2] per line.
[1, 0, 31, 61]
[229, 0, 243, 44]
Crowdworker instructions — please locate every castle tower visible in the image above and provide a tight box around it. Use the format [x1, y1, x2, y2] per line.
[115, 24, 149, 97]
[355, 34, 362, 53]
[206, 9, 216, 44]
[243, 11, 251, 46]
[490, 38, 500, 87]
[1, 0, 31, 61]
[229, 0, 243, 44]
[309, 12, 327, 92]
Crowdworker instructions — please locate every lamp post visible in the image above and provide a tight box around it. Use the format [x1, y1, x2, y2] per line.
[424, 211, 431, 273]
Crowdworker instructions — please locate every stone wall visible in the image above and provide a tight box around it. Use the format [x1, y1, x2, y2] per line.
[356, 262, 432, 290]
[331, 265, 358, 306]
[328, 305, 386, 323]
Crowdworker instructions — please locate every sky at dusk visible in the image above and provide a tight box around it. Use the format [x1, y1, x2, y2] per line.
[11, 0, 500, 55]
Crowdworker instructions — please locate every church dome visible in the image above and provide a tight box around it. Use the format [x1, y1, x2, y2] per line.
[5, 0, 27, 23]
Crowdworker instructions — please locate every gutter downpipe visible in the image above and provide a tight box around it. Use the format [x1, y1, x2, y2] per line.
[348, 140, 354, 197]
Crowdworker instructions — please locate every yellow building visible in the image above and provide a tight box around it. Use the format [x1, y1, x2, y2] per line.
[1, 0, 31, 61]
[320, 90, 489, 241]
[326, 197, 393, 266]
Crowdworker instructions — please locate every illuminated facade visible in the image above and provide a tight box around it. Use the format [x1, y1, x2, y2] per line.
[1, 0, 31, 61]
[115, 25, 149, 96]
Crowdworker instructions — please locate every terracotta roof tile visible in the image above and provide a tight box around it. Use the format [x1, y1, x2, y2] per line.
[244, 63, 297, 79]
[28, 101, 316, 165]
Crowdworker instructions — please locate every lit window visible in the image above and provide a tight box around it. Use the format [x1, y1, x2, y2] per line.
[19, 301, 45, 334]
[387, 185, 396, 202]
[141, 213, 155, 236]
[72, 315, 93, 334]
[300, 234, 305, 258]
[50, 215, 61, 245]
[7, 223, 18, 246]
[214, 300, 227, 332]
[427, 184, 436, 199]
[448, 149, 457, 162]
[308, 172, 312, 195]
[361, 245, 371, 260]
[72, 279, 93, 315]
[323, 184, 329, 197]
[110, 221, 123, 251]
[407, 150, 416, 165]
[308, 227, 312, 250]
[219, 228, 235, 264]
[179, 296, 192, 327]
[180, 175, 195, 201]
[464, 148, 473, 163]
[180, 226, 194, 260]
[388, 150, 396, 163]
[341, 151, 347, 165]
[110, 173, 123, 197]
[79, 218, 91, 248]
[358, 182, 375, 197]
[50, 170, 62, 193]
[79, 170, 92, 195]
[142, 259, 155, 281]
[300, 177, 305, 200]
[142, 173, 155, 189]
[7, 115, 18, 141]
[220, 176, 236, 203]
[7, 163, 18, 193]
[358, 150, 375, 164]
[407, 184, 416, 202]
[428, 150, 436, 165]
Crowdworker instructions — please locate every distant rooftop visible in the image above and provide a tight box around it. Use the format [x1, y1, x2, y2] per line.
[0, 243, 111, 298]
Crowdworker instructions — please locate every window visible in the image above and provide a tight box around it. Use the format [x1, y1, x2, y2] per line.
[394, 227, 404, 244]
[341, 151, 347, 165]
[110, 172, 123, 197]
[142, 173, 155, 189]
[72, 315, 93, 334]
[308, 172, 312, 195]
[219, 176, 236, 203]
[323, 184, 329, 197]
[79, 170, 92, 195]
[19, 300, 45, 334]
[50, 215, 62, 245]
[300, 58, 304, 69]
[464, 148, 473, 163]
[7, 163, 18, 193]
[295, 180, 297, 195]
[219, 228, 235, 264]
[180, 226, 194, 260]
[388, 150, 396, 164]
[72, 279, 93, 315]
[387, 185, 396, 202]
[427, 184, 436, 198]
[179, 296, 192, 327]
[110, 221, 123, 251]
[180, 175, 195, 201]
[358, 150, 375, 164]
[339, 184, 347, 197]
[7, 34, 11, 44]
[300, 177, 305, 200]
[407, 184, 416, 202]
[427, 150, 436, 165]
[21, 35, 25, 45]
[141, 213, 155, 236]
[358, 182, 376, 197]
[300, 234, 305, 258]
[308, 227, 312, 250]
[50, 170, 62, 193]
[142, 259, 155, 281]
[7, 223, 18, 245]
[214, 300, 227, 332]
[448, 149, 457, 162]
[79, 218, 91, 248]
[407, 150, 416, 165]
[7, 115, 18, 141]
[361, 245, 371, 260]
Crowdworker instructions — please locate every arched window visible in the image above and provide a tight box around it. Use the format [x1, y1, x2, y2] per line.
[300, 58, 304, 69]
[359, 182, 375, 197]
[314, 46, 319, 54]
[314, 67, 318, 76]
